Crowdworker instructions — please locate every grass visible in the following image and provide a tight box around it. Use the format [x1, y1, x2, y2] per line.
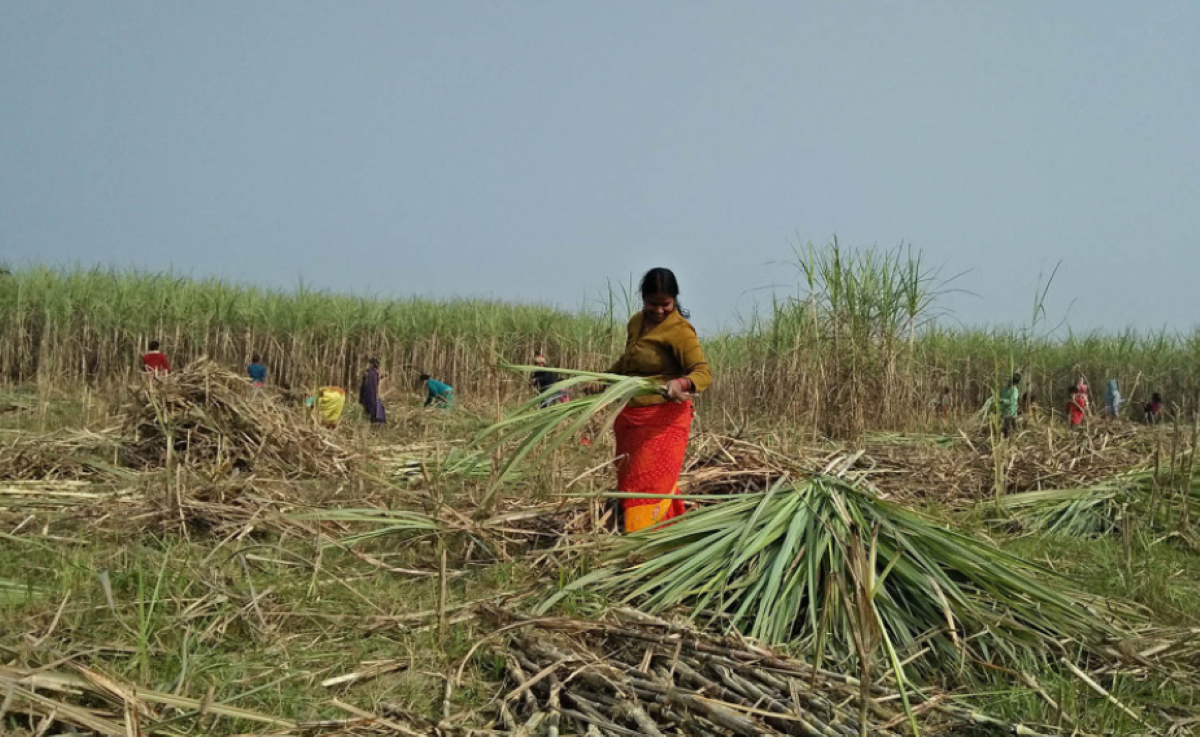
[0, 524, 532, 732]
[1002, 529, 1200, 625]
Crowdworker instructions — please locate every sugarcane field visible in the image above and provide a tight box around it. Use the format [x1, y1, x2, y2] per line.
[5, 5, 1199, 735]
[4, 254, 1200, 737]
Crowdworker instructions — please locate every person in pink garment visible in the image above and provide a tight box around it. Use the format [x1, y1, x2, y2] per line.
[1066, 386, 1086, 430]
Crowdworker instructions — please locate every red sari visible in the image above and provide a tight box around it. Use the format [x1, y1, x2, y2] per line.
[614, 400, 691, 532]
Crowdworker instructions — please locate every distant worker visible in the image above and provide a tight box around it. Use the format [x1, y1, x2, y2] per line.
[1066, 386, 1086, 430]
[141, 341, 171, 374]
[999, 373, 1021, 437]
[531, 352, 568, 407]
[359, 358, 387, 424]
[247, 354, 267, 387]
[1104, 379, 1121, 420]
[935, 386, 951, 418]
[420, 373, 454, 408]
[1076, 379, 1090, 415]
[604, 267, 711, 533]
[309, 386, 347, 428]
[1144, 393, 1164, 425]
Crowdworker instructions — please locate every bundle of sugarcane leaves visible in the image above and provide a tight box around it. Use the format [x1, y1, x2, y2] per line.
[538, 473, 1138, 677]
[470, 365, 664, 497]
[389, 446, 506, 484]
[992, 467, 1199, 538]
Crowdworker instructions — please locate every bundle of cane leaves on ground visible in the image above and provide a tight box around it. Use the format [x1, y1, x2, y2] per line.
[539, 473, 1131, 676]
[991, 485, 1131, 538]
[389, 446, 507, 484]
[471, 365, 664, 505]
[994, 467, 1200, 538]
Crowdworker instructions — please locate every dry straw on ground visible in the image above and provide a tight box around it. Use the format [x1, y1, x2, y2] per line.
[0, 428, 127, 480]
[121, 358, 355, 477]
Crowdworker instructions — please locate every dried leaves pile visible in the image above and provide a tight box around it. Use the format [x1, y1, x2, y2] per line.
[122, 358, 355, 477]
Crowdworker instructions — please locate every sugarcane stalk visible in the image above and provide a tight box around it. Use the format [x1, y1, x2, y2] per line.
[622, 676, 760, 735]
[545, 674, 561, 737]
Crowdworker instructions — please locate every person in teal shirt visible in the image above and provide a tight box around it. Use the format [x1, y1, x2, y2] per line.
[420, 374, 453, 408]
[1000, 372, 1021, 437]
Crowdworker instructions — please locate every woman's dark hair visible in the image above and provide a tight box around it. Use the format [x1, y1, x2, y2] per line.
[1153, 392, 1162, 402]
[368, 357, 380, 369]
[1011, 372, 1021, 385]
[1068, 386, 1077, 395]
[251, 354, 261, 363]
[419, 373, 431, 382]
[148, 340, 160, 351]
[639, 267, 690, 319]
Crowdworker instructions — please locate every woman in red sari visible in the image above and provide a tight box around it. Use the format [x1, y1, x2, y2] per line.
[606, 268, 712, 533]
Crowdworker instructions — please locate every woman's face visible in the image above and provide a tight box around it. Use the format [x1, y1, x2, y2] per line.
[643, 292, 675, 326]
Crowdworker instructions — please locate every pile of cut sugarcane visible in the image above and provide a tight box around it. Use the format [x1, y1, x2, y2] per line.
[496, 612, 1057, 736]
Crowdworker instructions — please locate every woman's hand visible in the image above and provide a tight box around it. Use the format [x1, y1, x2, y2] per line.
[665, 378, 692, 402]
[581, 382, 605, 396]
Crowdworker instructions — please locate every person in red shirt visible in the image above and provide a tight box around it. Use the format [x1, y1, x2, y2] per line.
[1066, 386, 1085, 430]
[1144, 392, 1164, 425]
[142, 341, 171, 374]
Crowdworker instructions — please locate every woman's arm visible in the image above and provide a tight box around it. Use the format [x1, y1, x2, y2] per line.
[670, 324, 712, 394]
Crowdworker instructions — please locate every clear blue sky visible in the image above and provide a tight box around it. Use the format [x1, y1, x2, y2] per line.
[2, 2, 1197, 334]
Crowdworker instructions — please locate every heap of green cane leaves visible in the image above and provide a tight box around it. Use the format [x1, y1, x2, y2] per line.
[994, 466, 1200, 538]
[390, 447, 509, 484]
[470, 365, 665, 504]
[992, 485, 1130, 537]
[539, 474, 1129, 675]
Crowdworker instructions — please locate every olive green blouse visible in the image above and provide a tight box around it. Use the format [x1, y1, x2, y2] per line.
[607, 310, 712, 407]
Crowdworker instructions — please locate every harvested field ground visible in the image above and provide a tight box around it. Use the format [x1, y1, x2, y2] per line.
[3, 367, 1200, 735]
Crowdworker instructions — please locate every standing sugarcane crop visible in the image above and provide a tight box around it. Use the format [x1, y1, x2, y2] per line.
[600, 267, 711, 533]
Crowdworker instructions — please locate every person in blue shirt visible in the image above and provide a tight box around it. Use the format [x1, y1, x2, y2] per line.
[419, 373, 453, 408]
[247, 355, 267, 387]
